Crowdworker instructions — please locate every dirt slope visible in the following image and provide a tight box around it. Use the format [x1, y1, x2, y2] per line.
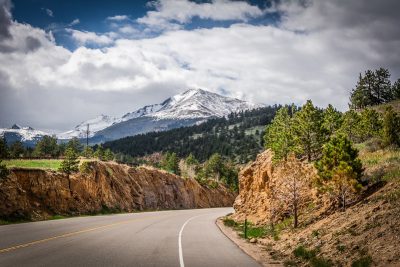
[0, 161, 235, 221]
[231, 149, 400, 266]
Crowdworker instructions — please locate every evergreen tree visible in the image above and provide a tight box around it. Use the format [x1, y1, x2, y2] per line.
[382, 106, 400, 147]
[264, 106, 295, 161]
[9, 141, 25, 158]
[0, 137, 9, 159]
[204, 153, 223, 181]
[373, 68, 392, 104]
[322, 104, 342, 137]
[315, 134, 363, 182]
[82, 146, 94, 158]
[293, 100, 324, 161]
[350, 73, 370, 109]
[33, 135, 59, 158]
[94, 145, 105, 160]
[185, 153, 199, 166]
[66, 137, 83, 154]
[162, 152, 179, 174]
[59, 147, 79, 175]
[0, 160, 9, 180]
[104, 149, 114, 161]
[392, 79, 400, 100]
[359, 108, 382, 141]
[339, 110, 362, 142]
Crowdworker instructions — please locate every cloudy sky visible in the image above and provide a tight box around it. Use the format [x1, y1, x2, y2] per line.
[0, 0, 399, 132]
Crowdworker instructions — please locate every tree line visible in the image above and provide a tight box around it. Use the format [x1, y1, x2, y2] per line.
[104, 105, 281, 164]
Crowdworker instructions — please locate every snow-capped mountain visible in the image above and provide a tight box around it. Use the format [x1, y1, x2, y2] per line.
[4, 88, 263, 145]
[57, 114, 120, 140]
[150, 89, 261, 120]
[91, 88, 263, 142]
[58, 88, 261, 141]
[0, 124, 50, 147]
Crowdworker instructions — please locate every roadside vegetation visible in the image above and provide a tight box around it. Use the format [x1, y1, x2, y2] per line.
[222, 68, 400, 266]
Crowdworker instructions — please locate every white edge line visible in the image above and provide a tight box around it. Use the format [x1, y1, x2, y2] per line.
[178, 214, 204, 267]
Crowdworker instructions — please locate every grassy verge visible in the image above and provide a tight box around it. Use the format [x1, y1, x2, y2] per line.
[4, 159, 62, 170]
[222, 217, 292, 241]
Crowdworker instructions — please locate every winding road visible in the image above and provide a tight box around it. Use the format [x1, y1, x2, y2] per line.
[0, 208, 260, 267]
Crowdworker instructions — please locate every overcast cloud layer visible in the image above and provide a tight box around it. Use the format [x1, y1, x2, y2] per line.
[0, 0, 400, 131]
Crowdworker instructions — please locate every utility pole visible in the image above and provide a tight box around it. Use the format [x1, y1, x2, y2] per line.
[86, 123, 90, 147]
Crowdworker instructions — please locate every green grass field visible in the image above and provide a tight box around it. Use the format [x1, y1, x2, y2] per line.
[4, 159, 62, 170]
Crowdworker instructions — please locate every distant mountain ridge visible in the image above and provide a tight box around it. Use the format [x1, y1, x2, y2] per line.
[1, 88, 263, 145]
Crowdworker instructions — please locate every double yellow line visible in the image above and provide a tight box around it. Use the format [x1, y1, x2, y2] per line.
[0, 215, 152, 254]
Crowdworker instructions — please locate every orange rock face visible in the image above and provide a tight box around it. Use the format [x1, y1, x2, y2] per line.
[0, 161, 236, 220]
[233, 150, 317, 225]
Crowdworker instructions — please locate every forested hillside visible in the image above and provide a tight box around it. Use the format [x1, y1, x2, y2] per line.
[103, 106, 281, 163]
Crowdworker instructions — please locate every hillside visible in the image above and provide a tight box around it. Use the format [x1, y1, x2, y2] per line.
[0, 161, 236, 221]
[224, 146, 400, 266]
[104, 105, 281, 163]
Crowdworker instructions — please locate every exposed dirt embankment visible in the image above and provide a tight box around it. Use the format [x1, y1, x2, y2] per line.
[231, 149, 400, 266]
[0, 161, 236, 221]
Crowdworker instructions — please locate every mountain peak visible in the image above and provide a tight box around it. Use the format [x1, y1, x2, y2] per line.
[11, 124, 21, 129]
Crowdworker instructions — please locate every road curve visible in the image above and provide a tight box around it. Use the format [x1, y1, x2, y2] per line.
[0, 208, 260, 267]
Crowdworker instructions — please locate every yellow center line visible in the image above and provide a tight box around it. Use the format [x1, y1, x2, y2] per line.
[0, 215, 156, 254]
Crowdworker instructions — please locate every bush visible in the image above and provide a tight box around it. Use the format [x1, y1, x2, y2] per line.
[79, 161, 91, 174]
[310, 257, 332, 267]
[293, 245, 317, 260]
[352, 256, 372, 267]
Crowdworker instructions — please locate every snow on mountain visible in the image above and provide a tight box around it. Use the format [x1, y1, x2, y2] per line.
[59, 88, 263, 141]
[0, 125, 50, 142]
[57, 114, 120, 139]
[149, 88, 262, 120]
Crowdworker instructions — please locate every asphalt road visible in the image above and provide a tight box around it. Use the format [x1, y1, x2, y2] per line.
[0, 208, 261, 267]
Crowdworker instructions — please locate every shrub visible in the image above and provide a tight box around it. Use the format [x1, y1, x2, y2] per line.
[79, 161, 91, 174]
[351, 255, 372, 267]
[293, 245, 317, 260]
[310, 257, 332, 267]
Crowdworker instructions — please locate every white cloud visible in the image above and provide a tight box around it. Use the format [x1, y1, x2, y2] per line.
[66, 28, 113, 46]
[106, 15, 129, 21]
[44, 8, 53, 17]
[137, 0, 264, 31]
[69, 18, 80, 26]
[1, 0, 400, 131]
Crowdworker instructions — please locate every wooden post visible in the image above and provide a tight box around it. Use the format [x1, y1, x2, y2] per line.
[244, 217, 248, 239]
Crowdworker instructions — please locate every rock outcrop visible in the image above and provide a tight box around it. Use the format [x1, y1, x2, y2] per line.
[0, 161, 236, 221]
[233, 150, 318, 225]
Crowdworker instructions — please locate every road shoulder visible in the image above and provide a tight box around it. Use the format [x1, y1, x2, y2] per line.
[216, 217, 283, 267]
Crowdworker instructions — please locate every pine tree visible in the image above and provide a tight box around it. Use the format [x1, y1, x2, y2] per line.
[9, 141, 25, 158]
[392, 79, 400, 100]
[162, 152, 179, 174]
[104, 149, 114, 161]
[205, 153, 223, 181]
[359, 108, 382, 141]
[185, 153, 198, 166]
[0, 160, 9, 180]
[66, 137, 83, 154]
[0, 137, 9, 159]
[322, 104, 342, 137]
[82, 146, 94, 158]
[33, 135, 59, 158]
[374, 68, 392, 103]
[315, 134, 363, 182]
[339, 110, 362, 142]
[59, 147, 79, 175]
[264, 106, 295, 161]
[293, 100, 324, 161]
[382, 106, 400, 147]
[94, 145, 105, 160]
